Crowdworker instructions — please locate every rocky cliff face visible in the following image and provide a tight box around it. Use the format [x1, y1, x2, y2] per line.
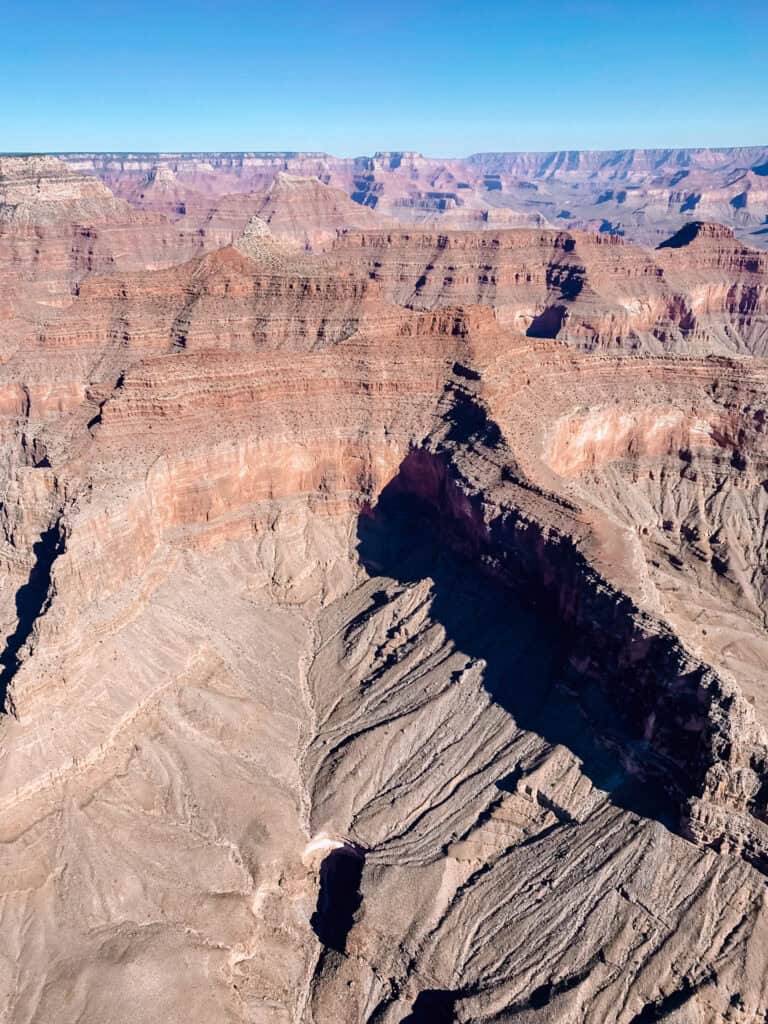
[1, 156, 768, 1023]
[0, 156, 234, 365]
[328, 223, 768, 354]
[59, 146, 768, 249]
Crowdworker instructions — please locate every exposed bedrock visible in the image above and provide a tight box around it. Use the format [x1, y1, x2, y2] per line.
[329, 226, 768, 354]
[544, 403, 746, 477]
[354, 437, 768, 871]
[302, 433, 768, 1021]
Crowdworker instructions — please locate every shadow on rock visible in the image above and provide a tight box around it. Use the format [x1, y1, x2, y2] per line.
[356, 467, 680, 830]
[310, 846, 365, 953]
[0, 524, 64, 710]
[400, 989, 458, 1023]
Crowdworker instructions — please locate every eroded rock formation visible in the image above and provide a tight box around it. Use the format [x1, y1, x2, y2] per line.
[1, 156, 768, 1023]
[60, 146, 768, 249]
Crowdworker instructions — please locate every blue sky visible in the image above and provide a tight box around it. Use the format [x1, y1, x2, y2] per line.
[1, 0, 766, 155]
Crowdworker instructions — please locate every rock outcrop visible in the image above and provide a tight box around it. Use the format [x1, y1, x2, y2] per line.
[329, 224, 768, 354]
[252, 173, 380, 251]
[0, 156, 235, 364]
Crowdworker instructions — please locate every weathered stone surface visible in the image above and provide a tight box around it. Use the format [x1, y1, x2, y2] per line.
[329, 224, 768, 354]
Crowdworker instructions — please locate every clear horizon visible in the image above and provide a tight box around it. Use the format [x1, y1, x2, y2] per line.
[3, 142, 768, 159]
[2, 0, 765, 154]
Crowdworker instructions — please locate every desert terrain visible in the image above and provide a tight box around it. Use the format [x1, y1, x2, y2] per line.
[1, 151, 768, 1022]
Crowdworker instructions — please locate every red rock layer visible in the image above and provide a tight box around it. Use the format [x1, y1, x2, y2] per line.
[328, 224, 768, 353]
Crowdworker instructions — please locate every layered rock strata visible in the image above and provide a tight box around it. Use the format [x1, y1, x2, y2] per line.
[329, 223, 768, 354]
[1, 156, 768, 1022]
[60, 146, 768, 248]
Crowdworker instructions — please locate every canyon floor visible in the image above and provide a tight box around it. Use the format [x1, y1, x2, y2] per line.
[1, 152, 768, 1023]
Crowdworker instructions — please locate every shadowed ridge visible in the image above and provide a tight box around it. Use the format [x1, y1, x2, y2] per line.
[356, 455, 682, 831]
[658, 220, 736, 248]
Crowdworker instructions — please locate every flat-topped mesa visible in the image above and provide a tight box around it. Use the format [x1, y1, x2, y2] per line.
[0, 159, 147, 353]
[254, 173, 380, 250]
[371, 151, 424, 169]
[658, 220, 737, 248]
[63, 152, 357, 204]
[122, 164, 195, 219]
[0, 155, 114, 203]
[0, 155, 130, 229]
[144, 165, 177, 186]
[467, 146, 768, 180]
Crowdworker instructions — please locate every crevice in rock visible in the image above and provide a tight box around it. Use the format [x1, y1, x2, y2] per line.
[400, 989, 458, 1023]
[310, 845, 365, 953]
[442, 386, 502, 448]
[86, 372, 125, 430]
[0, 521, 65, 711]
[526, 303, 569, 339]
[547, 263, 585, 301]
[490, 955, 604, 1017]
